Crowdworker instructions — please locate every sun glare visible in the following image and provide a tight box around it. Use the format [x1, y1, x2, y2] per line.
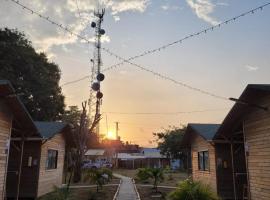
[107, 131, 115, 139]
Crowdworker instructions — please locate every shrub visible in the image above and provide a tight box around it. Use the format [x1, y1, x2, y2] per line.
[168, 179, 220, 200]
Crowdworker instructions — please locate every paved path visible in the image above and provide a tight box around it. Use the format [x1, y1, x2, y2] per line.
[113, 173, 139, 200]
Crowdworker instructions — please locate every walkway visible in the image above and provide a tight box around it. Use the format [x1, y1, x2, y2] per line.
[113, 173, 139, 200]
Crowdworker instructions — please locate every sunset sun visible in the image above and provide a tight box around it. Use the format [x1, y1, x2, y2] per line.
[107, 131, 115, 139]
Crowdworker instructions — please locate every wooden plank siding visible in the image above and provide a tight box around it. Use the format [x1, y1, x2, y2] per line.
[244, 94, 270, 200]
[0, 100, 12, 200]
[37, 133, 66, 197]
[191, 134, 217, 193]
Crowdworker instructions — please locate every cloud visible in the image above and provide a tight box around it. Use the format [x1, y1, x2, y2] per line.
[186, 0, 220, 25]
[113, 15, 121, 21]
[216, 2, 229, 6]
[1, 0, 150, 54]
[161, 4, 182, 11]
[245, 65, 259, 72]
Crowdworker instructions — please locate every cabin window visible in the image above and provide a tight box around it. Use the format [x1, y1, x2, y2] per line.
[46, 149, 58, 169]
[198, 151, 209, 171]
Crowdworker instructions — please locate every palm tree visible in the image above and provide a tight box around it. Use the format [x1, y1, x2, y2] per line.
[84, 168, 112, 192]
[136, 168, 164, 192]
[147, 168, 164, 192]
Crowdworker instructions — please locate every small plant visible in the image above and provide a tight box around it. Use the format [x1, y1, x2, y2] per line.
[168, 179, 220, 200]
[84, 168, 113, 192]
[136, 167, 164, 192]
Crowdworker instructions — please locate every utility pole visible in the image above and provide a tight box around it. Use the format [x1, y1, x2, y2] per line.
[115, 121, 119, 140]
[90, 9, 106, 137]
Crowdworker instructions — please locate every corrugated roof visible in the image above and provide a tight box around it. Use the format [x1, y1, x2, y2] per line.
[117, 153, 145, 160]
[85, 149, 105, 156]
[34, 121, 68, 139]
[141, 148, 165, 158]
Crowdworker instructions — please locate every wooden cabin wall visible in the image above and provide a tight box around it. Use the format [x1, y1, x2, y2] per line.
[215, 143, 234, 199]
[37, 134, 65, 197]
[191, 134, 217, 193]
[0, 100, 12, 200]
[244, 94, 270, 200]
[6, 141, 41, 198]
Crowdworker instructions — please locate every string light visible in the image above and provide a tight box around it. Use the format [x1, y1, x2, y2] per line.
[8, 0, 270, 101]
[102, 2, 270, 71]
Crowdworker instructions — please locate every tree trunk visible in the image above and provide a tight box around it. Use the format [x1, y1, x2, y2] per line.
[73, 153, 82, 183]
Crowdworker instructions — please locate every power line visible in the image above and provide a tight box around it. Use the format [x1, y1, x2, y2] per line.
[8, 0, 269, 100]
[62, 2, 270, 88]
[61, 75, 90, 87]
[104, 108, 229, 115]
[102, 2, 270, 71]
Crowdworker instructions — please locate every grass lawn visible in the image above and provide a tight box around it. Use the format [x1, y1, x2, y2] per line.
[113, 169, 188, 187]
[136, 185, 174, 200]
[39, 185, 118, 200]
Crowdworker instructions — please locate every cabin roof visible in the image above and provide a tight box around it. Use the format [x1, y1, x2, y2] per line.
[34, 121, 68, 139]
[181, 123, 220, 147]
[214, 84, 270, 139]
[0, 80, 39, 136]
[188, 123, 220, 140]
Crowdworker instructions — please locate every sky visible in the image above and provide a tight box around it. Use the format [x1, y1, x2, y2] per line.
[1, 0, 270, 146]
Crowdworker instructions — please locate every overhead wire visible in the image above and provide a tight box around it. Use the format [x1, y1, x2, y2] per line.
[102, 2, 270, 72]
[7, 0, 270, 101]
[103, 108, 229, 115]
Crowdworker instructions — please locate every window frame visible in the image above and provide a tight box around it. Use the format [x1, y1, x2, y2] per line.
[198, 150, 209, 171]
[46, 149, 58, 170]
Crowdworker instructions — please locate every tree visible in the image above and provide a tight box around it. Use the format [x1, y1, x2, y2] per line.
[136, 168, 164, 192]
[64, 102, 100, 183]
[153, 126, 187, 169]
[168, 179, 220, 200]
[0, 28, 65, 121]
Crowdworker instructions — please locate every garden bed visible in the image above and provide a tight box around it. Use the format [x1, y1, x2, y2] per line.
[136, 185, 174, 200]
[39, 185, 118, 200]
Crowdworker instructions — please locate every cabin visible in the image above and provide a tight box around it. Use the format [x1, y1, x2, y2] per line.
[6, 121, 70, 199]
[35, 121, 70, 197]
[0, 80, 71, 199]
[181, 123, 221, 194]
[0, 80, 41, 200]
[214, 84, 270, 200]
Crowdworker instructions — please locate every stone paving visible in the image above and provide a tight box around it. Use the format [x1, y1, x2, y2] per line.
[113, 173, 139, 200]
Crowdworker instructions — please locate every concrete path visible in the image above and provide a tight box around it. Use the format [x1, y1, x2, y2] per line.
[113, 173, 139, 200]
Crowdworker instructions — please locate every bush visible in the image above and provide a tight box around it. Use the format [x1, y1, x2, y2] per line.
[168, 179, 220, 200]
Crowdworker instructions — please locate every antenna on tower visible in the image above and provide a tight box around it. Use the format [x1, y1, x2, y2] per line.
[89, 8, 106, 136]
